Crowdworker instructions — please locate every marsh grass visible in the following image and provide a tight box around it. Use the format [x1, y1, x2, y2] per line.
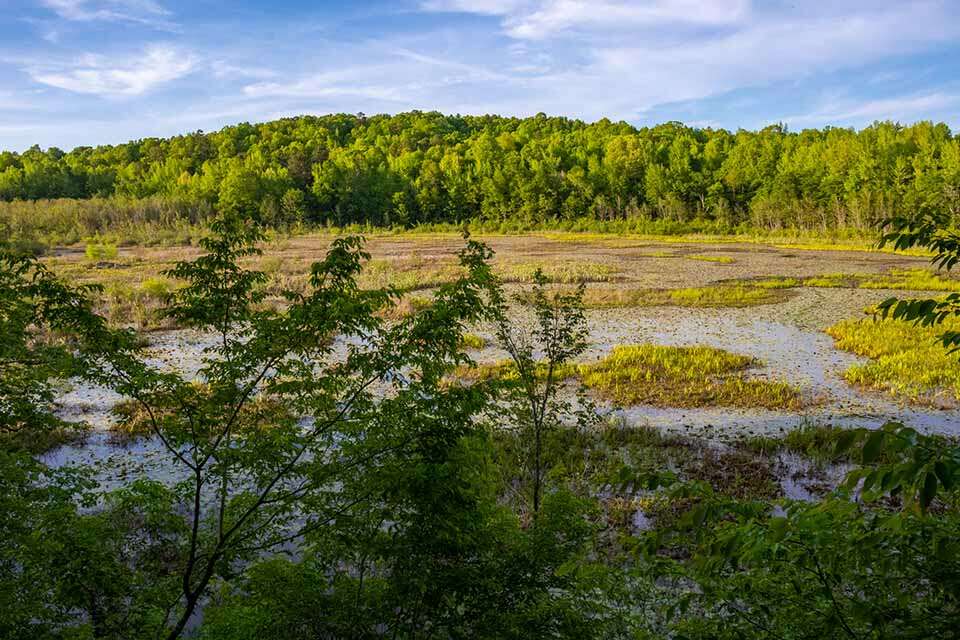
[741, 268, 960, 292]
[580, 284, 789, 309]
[357, 257, 622, 291]
[826, 315, 960, 403]
[456, 344, 803, 410]
[495, 260, 622, 283]
[460, 333, 486, 349]
[358, 258, 465, 291]
[580, 345, 803, 410]
[686, 254, 735, 264]
[741, 423, 854, 462]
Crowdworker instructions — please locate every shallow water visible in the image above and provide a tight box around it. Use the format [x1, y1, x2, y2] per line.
[44, 291, 960, 486]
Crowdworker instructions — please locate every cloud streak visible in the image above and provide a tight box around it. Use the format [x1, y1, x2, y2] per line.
[40, 0, 176, 29]
[29, 44, 195, 96]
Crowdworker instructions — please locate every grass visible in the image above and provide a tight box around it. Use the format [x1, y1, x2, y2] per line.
[741, 423, 854, 463]
[741, 268, 960, 292]
[580, 284, 789, 309]
[359, 258, 465, 291]
[460, 333, 486, 349]
[358, 257, 622, 291]
[826, 315, 960, 404]
[579, 345, 803, 410]
[489, 418, 782, 529]
[686, 254, 735, 264]
[495, 261, 622, 283]
[456, 344, 803, 410]
[84, 239, 119, 261]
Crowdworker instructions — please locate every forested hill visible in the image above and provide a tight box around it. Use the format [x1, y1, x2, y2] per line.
[2, 111, 959, 232]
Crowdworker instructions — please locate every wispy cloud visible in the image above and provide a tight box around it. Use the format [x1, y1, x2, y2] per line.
[422, 0, 750, 39]
[40, 0, 176, 29]
[28, 44, 195, 96]
[784, 92, 960, 127]
[2, 1, 958, 151]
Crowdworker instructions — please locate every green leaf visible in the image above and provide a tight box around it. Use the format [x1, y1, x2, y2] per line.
[920, 472, 938, 512]
[862, 430, 885, 464]
[835, 429, 859, 455]
[934, 461, 954, 491]
[768, 517, 788, 542]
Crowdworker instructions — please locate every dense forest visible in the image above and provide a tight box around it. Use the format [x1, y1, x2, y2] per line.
[2, 112, 960, 245]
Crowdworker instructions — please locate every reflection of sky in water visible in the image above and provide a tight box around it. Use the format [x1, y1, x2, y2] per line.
[45, 305, 960, 489]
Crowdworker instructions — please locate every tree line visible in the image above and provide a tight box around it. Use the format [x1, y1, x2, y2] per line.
[2, 112, 959, 234]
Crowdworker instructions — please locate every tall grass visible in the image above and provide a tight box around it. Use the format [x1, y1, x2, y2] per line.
[456, 344, 803, 410]
[826, 316, 960, 403]
[580, 345, 803, 409]
[580, 285, 789, 308]
[745, 269, 960, 292]
[0, 196, 214, 251]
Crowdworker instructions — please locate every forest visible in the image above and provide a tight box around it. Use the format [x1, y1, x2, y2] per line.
[2, 112, 960, 248]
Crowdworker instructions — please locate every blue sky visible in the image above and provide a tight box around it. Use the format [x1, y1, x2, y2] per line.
[2, 0, 959, 151]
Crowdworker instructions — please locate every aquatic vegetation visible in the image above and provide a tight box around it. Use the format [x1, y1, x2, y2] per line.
[579, 345, 803, 410]
[580, 284, 788, 308]
[826, 316, 960, 403]
[84, 239, 119, 261]
[743, 268, 960, 292]
[359, 258, 465, 291]
[495, 260, 622, 283]
[686, 254, 735, 264]
[457, 344, 803, 410]
[460, 332, 486, 349]
[741, 423, 855, 462]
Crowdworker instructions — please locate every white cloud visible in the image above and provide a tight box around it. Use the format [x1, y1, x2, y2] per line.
[422, 0, 750, 39]
[465, 1, 960, 121]
[42, 0, 170, 22]
[784, 92, 960, 128]
[29, 44, 195, 96]
[40, 0, 176, 29]
[420, 0, 530, 16]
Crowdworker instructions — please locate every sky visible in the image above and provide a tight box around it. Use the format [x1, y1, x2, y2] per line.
[1, 0, 959, 151]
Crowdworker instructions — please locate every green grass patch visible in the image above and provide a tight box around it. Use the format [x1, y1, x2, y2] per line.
[742, 269, 960, 292]
[495, 261, 622, 283]
[826, 316, 960, 403]
[741, 423, 853, 462]
[581, 284, 788, 309]
[457, 344, 803, 410]
[460, 333, 486, 350]
[579, 345, 803, 410]
[686, 254, 735, 264]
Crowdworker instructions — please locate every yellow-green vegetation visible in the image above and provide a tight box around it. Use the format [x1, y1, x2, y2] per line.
[860, 268, 960, 291]
[540, 231, 929, 256]
[744, 268, 960, 292]
[456, 344, 803, 410]
[686, 254, 735, 264]
[358, 258, 621, 290]
[84, 240, 119, 261]
[826, 316, 960, 403]
[495, 261, 622, 283]
[579, 345, 803, 409]
[580, 284, 788, 309]
[460, 333, 486, 349]
[359, 258, 465, 291]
